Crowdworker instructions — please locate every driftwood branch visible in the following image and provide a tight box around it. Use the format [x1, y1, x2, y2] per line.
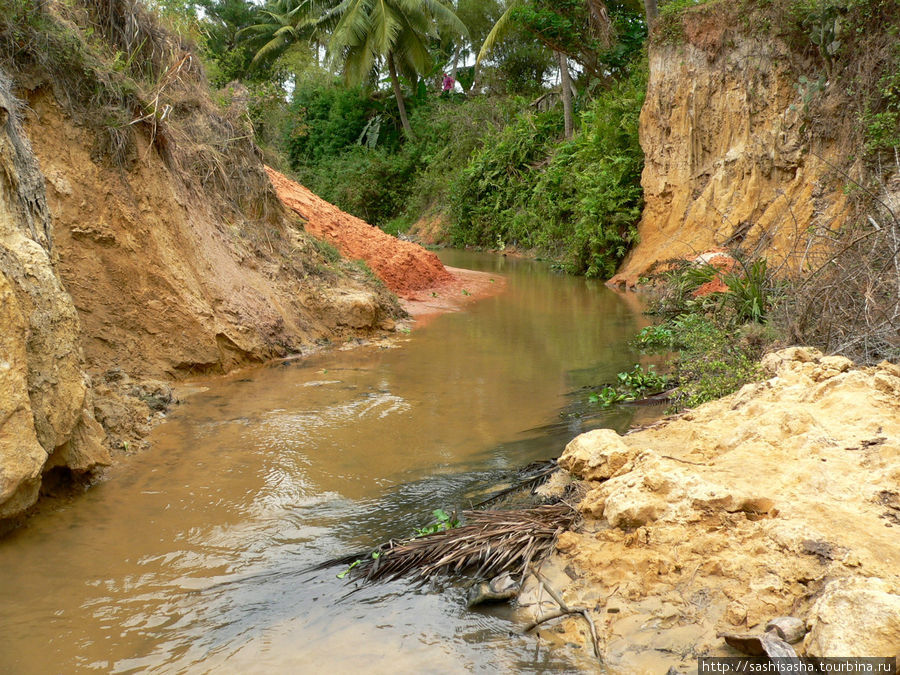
[527, 569, 602, 660]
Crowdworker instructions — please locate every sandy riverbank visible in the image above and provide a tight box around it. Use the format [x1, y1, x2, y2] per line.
[532, 348, 900, 672]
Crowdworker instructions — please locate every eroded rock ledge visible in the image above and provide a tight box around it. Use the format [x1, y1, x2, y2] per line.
[0, 71, 108, 521]
[550, 348, 900, 671]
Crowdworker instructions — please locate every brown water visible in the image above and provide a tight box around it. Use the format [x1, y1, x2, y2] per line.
[0, 251, 654, 674]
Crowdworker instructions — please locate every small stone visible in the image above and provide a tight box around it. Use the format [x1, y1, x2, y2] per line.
[725, 601, 748, 626]
[467, 572, 520, 608]
[765, 616, 807, 644]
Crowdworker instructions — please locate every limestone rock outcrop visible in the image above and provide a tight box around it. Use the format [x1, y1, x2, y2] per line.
[552, 348, 900, 671]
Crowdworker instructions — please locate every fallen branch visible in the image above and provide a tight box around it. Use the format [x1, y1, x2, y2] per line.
[528, 569, 602, 660]
[342, 503, 577, 583]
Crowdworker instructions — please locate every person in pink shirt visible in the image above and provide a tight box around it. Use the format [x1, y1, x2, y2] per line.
[441, 72, 455, 95]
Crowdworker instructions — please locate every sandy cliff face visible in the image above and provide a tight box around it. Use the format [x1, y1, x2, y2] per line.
[24, 87, 397, 379]
[611, 18, 852, 286]
[0, 72, 109, 520]
[0, 62, 400, 522]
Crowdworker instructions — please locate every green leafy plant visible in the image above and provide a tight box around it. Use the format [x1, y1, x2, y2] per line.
[723, 258, 774, 323]
[632, 324, 675, 350]
[336, 551, 381, 579]
[587, 364, 670, 408]
[415, 509, 460, 537]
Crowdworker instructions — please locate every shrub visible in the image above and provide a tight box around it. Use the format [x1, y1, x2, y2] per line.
[449, 60, 646, 278]
[635, 313, 764, 410]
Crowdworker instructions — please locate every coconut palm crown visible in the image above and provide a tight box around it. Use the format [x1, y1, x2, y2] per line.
[327, 0, 469, 137]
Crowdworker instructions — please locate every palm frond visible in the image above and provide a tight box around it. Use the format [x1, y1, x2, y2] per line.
[350, 503, 578, 584]
[370, 0, 403, 56]
[394, 28, 430, 76]
[476, 3, 517, 65]
[250, 34, 292, 65]
[329, 0, 373, 50]
[419, 0, 469, 40]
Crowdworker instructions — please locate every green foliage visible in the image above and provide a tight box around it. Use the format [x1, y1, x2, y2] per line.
[663, 315, 762, 409]
[450, 62, 646, 278]
[862, 52, 900, 152]
[414, 509, 460, 537]
[587, 364, 669, 407]
[192, 0, 263, 85]
[292, 145, 419, 225]
[634, 310, 769, 411]
[632, 323, 675, 350]
[635, 254, 784, 409]
[723, 258, 773, 323]
[448, 106, 565, 246]
[288, 79, 376, 164]
[326, 0, 468, 85]
[648, 255, 778, 324]
[287, 88, 517, 227]
[617, 363, 669, 393]
[479, 26, 555, 95]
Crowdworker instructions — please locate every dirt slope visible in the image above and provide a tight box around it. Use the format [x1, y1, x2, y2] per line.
[26, 92, 399, 380]
[546, 348, 900, 671]
[266, 167, 452, 296]
[266, 167, 505, 319]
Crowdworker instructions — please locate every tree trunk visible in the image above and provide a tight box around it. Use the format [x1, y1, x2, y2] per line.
[644, 0, 658, 27]
[557, 51, 574, 140]
[387, 51, 414, 140]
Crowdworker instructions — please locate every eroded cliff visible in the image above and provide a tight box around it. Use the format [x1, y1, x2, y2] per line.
[0, 71, 109, 520]
[0, 0, 404, 522]
[611, 6, 858, 286]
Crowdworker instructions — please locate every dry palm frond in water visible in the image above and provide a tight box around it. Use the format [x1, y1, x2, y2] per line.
[354, 503, 577, 584]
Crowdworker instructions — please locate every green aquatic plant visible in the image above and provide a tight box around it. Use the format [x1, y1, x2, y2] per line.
[415, 509, 460, 537]
[336, 551, 381, 579]
[587, 364, 670, 407]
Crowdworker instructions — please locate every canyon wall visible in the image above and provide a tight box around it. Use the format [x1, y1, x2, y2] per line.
[611, 12, 853, 286]
[0, 71, 109, 519]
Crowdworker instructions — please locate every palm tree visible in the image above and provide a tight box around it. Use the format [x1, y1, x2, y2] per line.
[326, 0, 468, 138]
[476, 0, 612, 140]
[240, 0, 333, 67]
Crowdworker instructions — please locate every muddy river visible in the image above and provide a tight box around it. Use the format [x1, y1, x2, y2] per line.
[0, 251, 655, 673]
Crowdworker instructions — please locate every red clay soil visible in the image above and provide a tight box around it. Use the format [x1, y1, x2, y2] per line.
[690, 249, 739, 297]
[267, 167, 452, 296]
[265, 167, 504, 318]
